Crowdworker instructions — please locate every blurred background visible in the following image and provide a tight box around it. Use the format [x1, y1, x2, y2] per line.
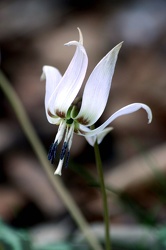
[0, 0, 166, 249]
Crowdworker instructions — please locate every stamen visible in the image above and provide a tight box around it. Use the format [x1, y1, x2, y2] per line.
[60, 141, 68, 160]
[48, 141, 58, 164]
[53, 123, 74, 174]
[65, 151, 70, 168]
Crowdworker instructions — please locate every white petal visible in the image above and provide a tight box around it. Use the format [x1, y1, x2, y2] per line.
[81, 126, 113, 146]
[47, 116, 61, 125]
[74, 42, 123, 126]
[85, 136, 96, 146]
[42, 66, 62, 123]
[53, 37, 88, 115]
[96, 127, 113, 144]
[42, 66, 62, 109]
[79, 103, 152, 137]
[78, 125, 95, 146]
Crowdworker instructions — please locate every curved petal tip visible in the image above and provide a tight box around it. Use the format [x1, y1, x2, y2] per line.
[140, 103, 152, 124]
[114, 41, 124, 53]
[147, 108, 153, 124]
[40, 72, 45, 81]
[77, 27, 83, 45]
[64, 28, 83, 47]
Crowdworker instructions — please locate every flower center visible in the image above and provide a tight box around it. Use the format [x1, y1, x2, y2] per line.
[66, 118, 73, 125]
[48, 98, 82, 174]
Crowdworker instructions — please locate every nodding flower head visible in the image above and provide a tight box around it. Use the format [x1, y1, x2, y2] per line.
[42, 28, 152, 176]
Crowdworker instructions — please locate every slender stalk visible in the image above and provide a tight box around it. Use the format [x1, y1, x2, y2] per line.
[0, 71, 103, 250]
[94, 141, 111, 250]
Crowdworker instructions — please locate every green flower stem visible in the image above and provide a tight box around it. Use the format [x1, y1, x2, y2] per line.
[0, 71, 103, 250]
[94, 141, 111, 250]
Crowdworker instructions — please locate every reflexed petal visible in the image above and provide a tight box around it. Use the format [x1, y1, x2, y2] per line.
[85, 128, 113, 146]
[96, 127, 113, 144]
[85, 135, 96, 146]
[80, 125, 113, 146]
[52, 34, 88, 115]
[74, 42, 123, 125]
[79, 125, 96, 146]
[77, 125, 96, 146]
[79, 103, 152, 137]
[42, 66, 62, 123]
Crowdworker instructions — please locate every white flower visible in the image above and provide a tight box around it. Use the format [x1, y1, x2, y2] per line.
[42, 28, 152, 176]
